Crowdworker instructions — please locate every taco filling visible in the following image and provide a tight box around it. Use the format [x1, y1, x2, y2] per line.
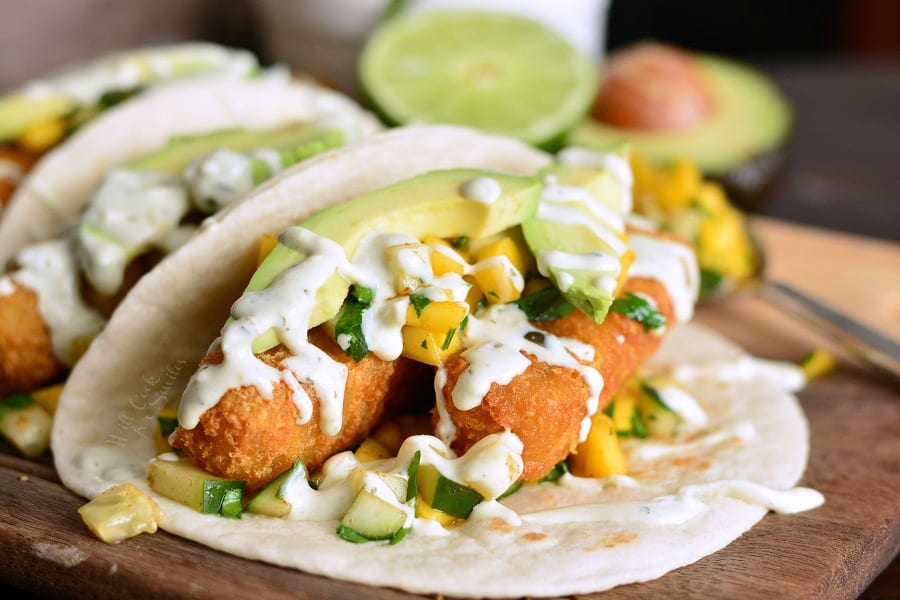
[0, 74, 378, 456]
[54, 127, 823, 598]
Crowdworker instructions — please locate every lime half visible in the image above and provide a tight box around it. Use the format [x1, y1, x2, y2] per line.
[359, 10, 598, 149]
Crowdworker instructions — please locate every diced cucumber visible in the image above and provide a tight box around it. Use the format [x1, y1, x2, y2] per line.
[638, 384, 679, 439]
[0, 394, 52, 458]
[338, 488, 410, 544]
[416, 464, 484, 519]
[537, 460, 571, 483]
[246, 459, 308, 517]
[147, 457, 245, 518]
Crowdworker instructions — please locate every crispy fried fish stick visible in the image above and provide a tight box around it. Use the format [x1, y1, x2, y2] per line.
[538, 277, 674, 407]
[171, 328, 432, 491]
[440, 356, 591, 481]
[440, 276, 675, 481]
[0, 283, 63, 395]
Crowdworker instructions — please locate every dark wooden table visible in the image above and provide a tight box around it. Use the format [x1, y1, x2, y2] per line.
[758, 58, 900, 599]
[1, 57, 898, 598]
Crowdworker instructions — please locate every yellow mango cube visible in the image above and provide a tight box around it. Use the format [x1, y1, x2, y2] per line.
[355, 437, 394, 462]
[406, 300, 467, 330]
[569, 413, 628, 478]
[402, 324, 462, 366]
[257, 234, 279, 267]
[18, 117, 67, 154]
[30, 383, 65, 415]
[372, 421, 404, 453]
[386, 242, 433, 294]
[471, 259, 523, 304]
[78, 483, 162, 544]
[475, 236, 532, 277]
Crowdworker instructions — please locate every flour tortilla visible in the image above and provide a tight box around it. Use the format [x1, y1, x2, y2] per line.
[0, 73, 381, 264]
[52, 126, 810, 597]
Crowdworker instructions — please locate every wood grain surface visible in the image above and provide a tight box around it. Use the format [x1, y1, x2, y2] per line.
[1, 217, 898, 599]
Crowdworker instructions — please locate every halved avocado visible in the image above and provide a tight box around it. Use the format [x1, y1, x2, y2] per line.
[569, 43, 791, 209]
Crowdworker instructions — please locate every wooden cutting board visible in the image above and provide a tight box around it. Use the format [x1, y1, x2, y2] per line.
[1, 217, 898, 599]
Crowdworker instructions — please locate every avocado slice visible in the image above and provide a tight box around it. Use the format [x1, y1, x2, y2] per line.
[0, 43, 257, 143]
[570, 52, 790, 209]
[246, 169, 542, 354]
[521, 162, 629, 324]
[128, 124, 344, 174]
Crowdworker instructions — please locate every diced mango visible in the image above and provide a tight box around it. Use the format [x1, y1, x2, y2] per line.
[406, 300, 467, 331]
[18, 117, 67, 154]
[470, 258, 523, 304]
[615, 247, 635, 292]
[474, 236, 533, 277]
[386, 242, 433, 294]
[0, 396, 52, 458]
[30, 383, 65, 415]
[464, 276, 486, 312]
[430, 247, 466, 276]
[372, 421, 404, 453]
[355, 437, 394, 462]
[569, 413, 628, 478]
[609, 395, 638, 435]
[78, 483, 162, 544]
[257, 234, 279, 267]
[800, 348, 837, 380]
[401, 324, 462, 366]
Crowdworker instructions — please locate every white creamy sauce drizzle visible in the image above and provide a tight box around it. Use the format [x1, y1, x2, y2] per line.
[0, 159, 24, 183]
[77, 169, 189, 295]
[184, 149, 256, 213]
[523, 494, 708, 526]
[252, 148, 284, 177]
[672, 356, 807, 392]
[21, 44, 256, 105]
[460, 177, 501, 204]
[6, 240, 106, 366]
[536, 250, 620, 293]
[179, 227, 352, 433]
[628, 233, 699, 323]
[556, 147, 634, 212]
[680, 480, 825, 514]
[655, 384, 708, 432]
[625, 421, 756, 462]
[0, 276, 14, 297]
[441, 303, 604, 445]
[279, 433, 523, 528]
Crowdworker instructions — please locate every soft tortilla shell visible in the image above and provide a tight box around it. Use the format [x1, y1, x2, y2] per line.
[0, 74, 379, 264]
[52, 126, 809, 597]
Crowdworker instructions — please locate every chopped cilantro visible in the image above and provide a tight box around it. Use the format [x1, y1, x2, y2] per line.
[441, 327, 456, 351]
[538, 460, 570, 483]
[699, 268, 724, 296]
[609, 292, 666, 331]
[351, 284, 375, 305]
[513, 285, 574, 321]
[524, 330, 546, 346]
[450, 235, 469, 249]
[420, 339, 428, 350]
[409, 293, 431, 317]
[334, 297, 369, 361]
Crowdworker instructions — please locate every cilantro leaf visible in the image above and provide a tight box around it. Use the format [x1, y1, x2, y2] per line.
[513, 285, 575, 321]
[609, 292, 666, 331]
[409, 293, 431, 317]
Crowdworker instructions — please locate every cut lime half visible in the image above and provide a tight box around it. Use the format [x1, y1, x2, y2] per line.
[359, 10, 598, 149]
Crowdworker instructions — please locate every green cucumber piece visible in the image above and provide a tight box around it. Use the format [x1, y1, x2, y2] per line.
[147, 457, 245, 518]
[416, 464, 484, 519]
[246, 459, 307, 517]
[638, 384, 679, 439]
[338, 488, 410, 543]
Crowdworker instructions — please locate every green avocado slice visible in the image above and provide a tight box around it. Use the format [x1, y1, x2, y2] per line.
[521, 160, 630, 324]
[128, 124, 344, 174]
[246, 169, 542, 354]
[569, 53, 791, 206]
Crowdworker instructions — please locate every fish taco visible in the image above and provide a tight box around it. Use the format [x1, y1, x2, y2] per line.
[52, 125, 822, 597]
[0, 70, 379, 451]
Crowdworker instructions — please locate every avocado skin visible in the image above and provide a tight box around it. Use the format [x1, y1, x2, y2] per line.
[570, 52, 792, 210]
